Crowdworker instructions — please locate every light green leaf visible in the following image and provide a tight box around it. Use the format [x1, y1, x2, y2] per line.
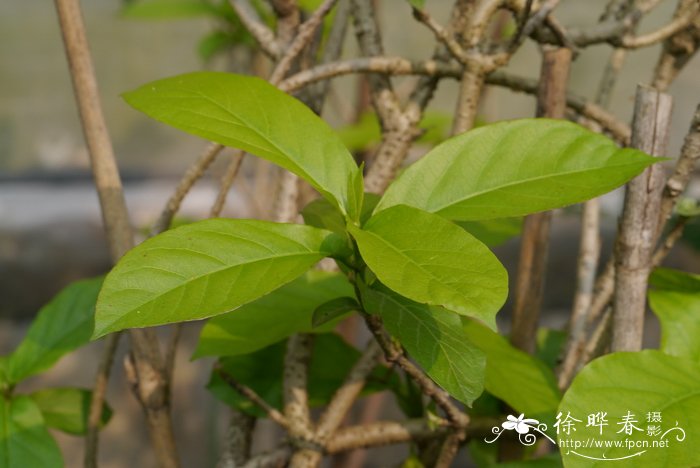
[208, 334, 396, 417]
[361, 285, 486, 406]
[649, 268, 700, 360]
[122, 0, 217, 19]
[349, 205, 507, 327]
[29, 388, 111, 436]
[560, 351, 700, 467]
[123, 72, 363, 219]
[94, 219, 348, 337]
[194, 270, 353, 358]
[7, 278, 103, 384]
[463, 318, 561, 422]
[376, 119, 657, 221]
[675, 198, 700, 217]
[0, 396, 62, 468]
[457, 218, 523, 247]
[312, 296, 359, 328]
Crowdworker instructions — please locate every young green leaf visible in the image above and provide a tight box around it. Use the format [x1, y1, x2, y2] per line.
[94, 219, 348, 337]
[0, 396, 62, 468]
[463, 318, 561, 423]
[648, 268, 700, 360]
[361, 285, 486, 406]
[376, 119, 658, 221]
[7, 277, 103, 384]
[312, 296, 359, 328]
[29, 388, 111, 436]
[349, 205, 507, 328]
[208, 333, 396, 417]
[121, 0, 217, 19]
[194, 271, 353, 358]
[123, 72, 363, 219]
[560, 351, 700, 467]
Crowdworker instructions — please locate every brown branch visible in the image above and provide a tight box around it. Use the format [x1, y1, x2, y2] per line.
[326, 419, 449, 453]
[241, 446, 293, 468]
[84, 333, 120, 468]
[511, 47, 571, 354]
[229, 0, 282, 58]
[151, 142, 224, 235]
[652, 0, 700, 90]
[612, 85, 672, 352]
[210, 150, 245, 218]
[217, 410, 256, 468]
[284, 334, 316, 466]
[53, 1, 178, 466]
[269, 0, 339, 84]
[271, 0, 301, 45]
[363, 314, 469, 428]
[411, 7, 468, 64]
[279, 57, 631, 143]
[621, 8, 699, 48]
[215, 365, 290, 429]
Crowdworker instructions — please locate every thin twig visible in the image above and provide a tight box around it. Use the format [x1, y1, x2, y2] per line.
[210, 150, 246, 218]
[215, 364, 290, 429]
[229, 0, 282, 58]
[151, 142, 224, 235]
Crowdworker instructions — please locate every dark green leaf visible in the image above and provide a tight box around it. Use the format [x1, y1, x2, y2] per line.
[312, 296, 359, 328]
[7, 278, 103, 384]
[94, 219, 348, 337]
[462, 318, 561, 423]
[648, 268, 700, 360]
[560, 351, 700, 467]
[376, 119, 657, 221]
[208, 334, 395, 416]
[301, 198, 347, 234]
[0, 396, 62, 468]
[535, 327, 567, 370]
[29, 388, 111, 436]
[123, 72, 363, 219]
[361, 285, 486, 406]
[194, 270, 353, 358]
[349, 205, 507, 328]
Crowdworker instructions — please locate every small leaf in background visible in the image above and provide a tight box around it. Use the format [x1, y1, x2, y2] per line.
[0, 396, 62, 468]
[123, 72, 363, 219]
[560, 351, 700, 467]
[121, 0, 217, 19]
[457, 217, 523, 247]
[536, 327, 567, 370]
[194, 271, 354, 358]
[675, 198, 700, 217]
[312, 296, 359, 328]
[208, 334, 396, 417]
[301, 198, 347, 234]
[376, 119, 658, 221]
[350, 205, 507, 328]
[94, 219, 348, 337]
[463, 318, 561, 424]
[7, 277, 103, 384]
[29, 388, 111, 436]
[405, 0, 426, 10]
[361, 285, 486, 406]
[648, 268, 700, 360]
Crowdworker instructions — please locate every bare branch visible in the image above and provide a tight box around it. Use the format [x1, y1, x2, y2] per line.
[210, 150, 245, 218]
[217, 410, 256, 468]
[230, 0, 282, 58]
[612, 85, 672, 352]
[326, 419, 449, 453]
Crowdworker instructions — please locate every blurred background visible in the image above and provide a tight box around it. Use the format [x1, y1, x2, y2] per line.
[1, 0, 699, 466]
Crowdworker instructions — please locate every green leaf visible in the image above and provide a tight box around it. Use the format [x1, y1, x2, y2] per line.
[7, 278, 103, 384]
[559, 351, 700, 467]
[349, 205, 507, 328]
[29, 388, 111, 436]
[405, 0, 426, 9]
[675, 198, 700, 217]
[301, 198, 347, 234]
[0, 396, 62, 468]
[462, 318, 561, 422]
[376, 119, 657, 221]
[208, 333, 395, 417]
[648, 268, 700, 360]
[457, 218, 523, 247]
[312, 296, 359, 328]
[361, 285, 486, 406]
[194, 270, 353, 358]
[122, 0, 217, 19]
[536, 327, 567, 370]
[94, 219, 348, 338]
[123, 72, 363, 219]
